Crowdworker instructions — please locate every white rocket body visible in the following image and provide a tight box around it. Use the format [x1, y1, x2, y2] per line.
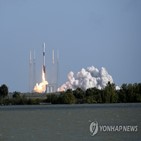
[43, 42, 46, 74]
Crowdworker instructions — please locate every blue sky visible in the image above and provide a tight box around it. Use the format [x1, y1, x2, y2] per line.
[0, 0, 141, 92]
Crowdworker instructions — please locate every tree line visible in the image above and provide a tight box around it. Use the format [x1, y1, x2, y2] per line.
[0, 82, 141, 105]
[46, 82, 141, 104]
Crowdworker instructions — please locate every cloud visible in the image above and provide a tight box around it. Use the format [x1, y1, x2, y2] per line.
[58, 66, 114, 91]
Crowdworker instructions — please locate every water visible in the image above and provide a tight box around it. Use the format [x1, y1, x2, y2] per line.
[0, 104, 141, 141]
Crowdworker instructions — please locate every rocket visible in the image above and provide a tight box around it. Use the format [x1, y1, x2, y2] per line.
[43, 42, 46, 74]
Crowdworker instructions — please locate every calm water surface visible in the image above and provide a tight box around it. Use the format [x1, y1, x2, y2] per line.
[0, 103, 141, 141]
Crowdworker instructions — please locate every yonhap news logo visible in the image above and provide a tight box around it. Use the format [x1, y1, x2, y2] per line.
[89, 121, 138, 136]
[89, 121, 99, 136]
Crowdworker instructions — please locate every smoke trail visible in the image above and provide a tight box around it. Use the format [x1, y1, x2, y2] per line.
[58, 66, 114, 91]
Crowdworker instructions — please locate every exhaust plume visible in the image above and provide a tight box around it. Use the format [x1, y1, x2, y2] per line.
[33, 67, 48, 93]
[58, 66, 114, 91]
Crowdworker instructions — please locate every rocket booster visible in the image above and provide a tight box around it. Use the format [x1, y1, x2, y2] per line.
[43, 42, 45, 66]
[43, 42, 46, 74]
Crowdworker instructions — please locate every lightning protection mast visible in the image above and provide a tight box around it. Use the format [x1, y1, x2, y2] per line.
[29, 51, 32, 93]
[33, 49, 36, 90]
[56, 50, 59, 91]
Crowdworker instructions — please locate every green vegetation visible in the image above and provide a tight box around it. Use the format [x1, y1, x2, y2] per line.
[46, 82, 141, 104]
[0, 82, 141, 105]
[0, 84, 8, 98]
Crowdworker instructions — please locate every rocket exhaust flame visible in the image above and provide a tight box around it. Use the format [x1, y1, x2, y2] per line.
[33, 67, 48, 93]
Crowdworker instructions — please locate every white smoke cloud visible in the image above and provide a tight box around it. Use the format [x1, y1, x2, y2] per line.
[58, 66, 114, 91]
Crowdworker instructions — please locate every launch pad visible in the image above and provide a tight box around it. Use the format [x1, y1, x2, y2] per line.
[29, 42, 59, 94]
